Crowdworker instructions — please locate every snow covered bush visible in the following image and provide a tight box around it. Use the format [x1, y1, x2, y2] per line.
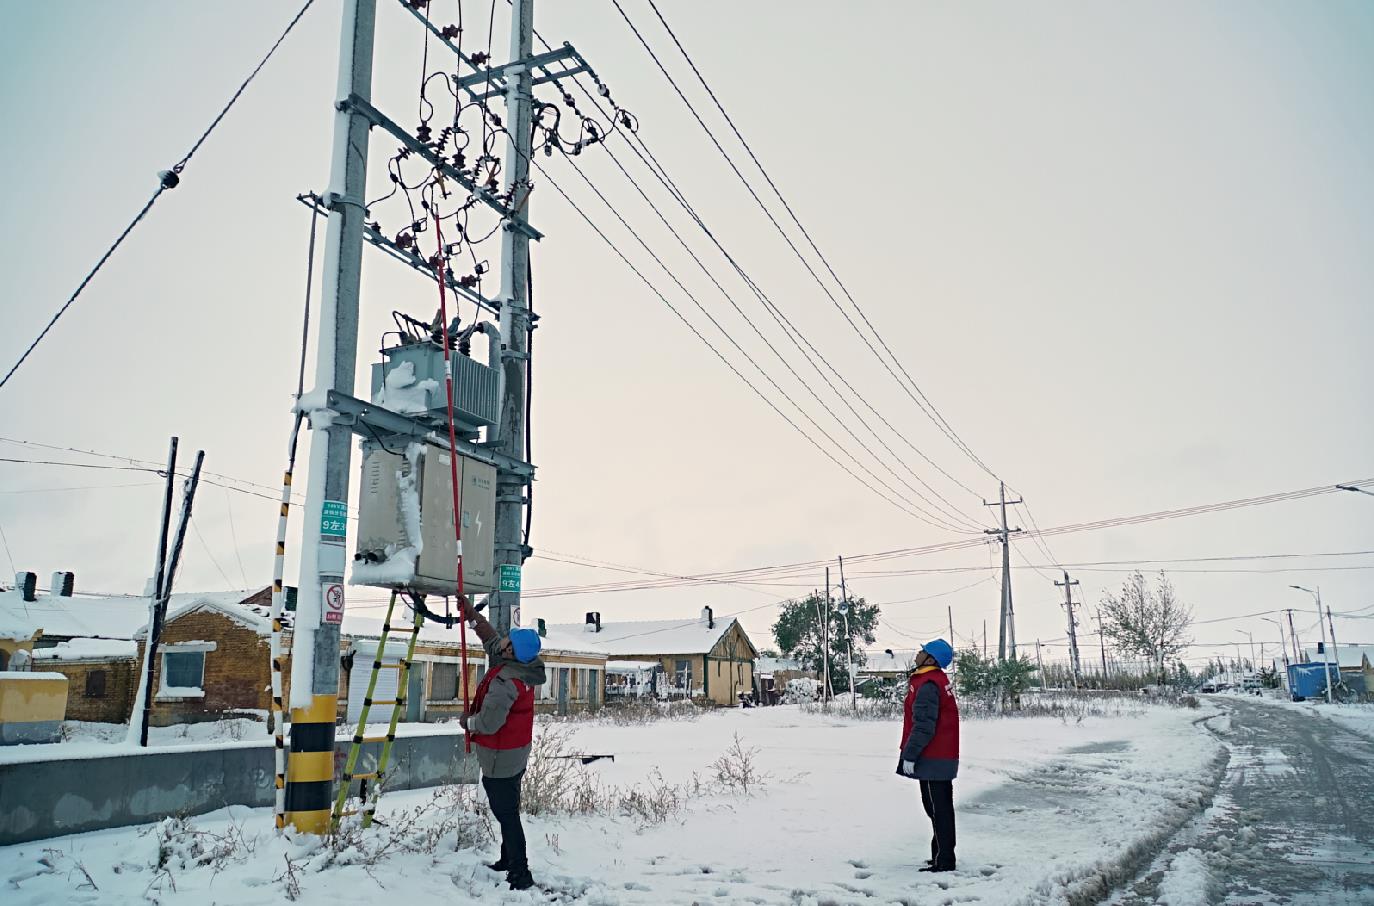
[782, 677, 819, 703]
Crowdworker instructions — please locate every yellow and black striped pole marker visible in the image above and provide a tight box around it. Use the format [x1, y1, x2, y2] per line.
[268, 440, 298, 831]
[285, 692, 337, 833]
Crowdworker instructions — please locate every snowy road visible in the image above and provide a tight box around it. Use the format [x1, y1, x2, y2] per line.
[1110, 697, 1374, 905]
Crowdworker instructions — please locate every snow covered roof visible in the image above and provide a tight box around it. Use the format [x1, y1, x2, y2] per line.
[607, 659, 660, 673]
[756, 656, 806, 675]
[860, 649, 921, 674]
[1297, 646, 1373, 669]
[538, 613, 752, 657]
[0, 588, 150, 641]
[31, 638, 138, 662]
[134, 588, 280, 638]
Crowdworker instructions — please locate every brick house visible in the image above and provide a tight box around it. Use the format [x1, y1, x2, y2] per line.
[2, 575, 147, 723]
[132, 588, 285, 726]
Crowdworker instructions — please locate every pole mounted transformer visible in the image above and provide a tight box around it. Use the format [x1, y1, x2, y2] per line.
[285, 0, 622, 833]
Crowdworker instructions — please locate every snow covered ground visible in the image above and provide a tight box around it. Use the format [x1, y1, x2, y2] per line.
[2, 698, 1223, 905]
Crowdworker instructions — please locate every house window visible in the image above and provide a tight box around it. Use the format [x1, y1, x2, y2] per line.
[674, 659, 692, 688]
[431, 663, 459, 701]
[161, 651, 205, 693]
[85, 669, 108, 698]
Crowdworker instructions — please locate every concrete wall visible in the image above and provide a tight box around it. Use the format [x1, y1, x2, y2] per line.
[0, 730, 478, 845]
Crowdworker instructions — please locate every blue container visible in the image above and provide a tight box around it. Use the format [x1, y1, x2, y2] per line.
[1287, 662, 1333, 700]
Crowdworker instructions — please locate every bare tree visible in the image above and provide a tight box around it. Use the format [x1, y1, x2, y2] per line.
[1099, 571, 1193, 683]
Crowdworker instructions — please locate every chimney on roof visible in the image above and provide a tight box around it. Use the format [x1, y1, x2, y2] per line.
[702, 606, 714, 630]
[584, 611, 601, 633]
[15, 572, 37, 602]
[537, 618, 547, 638]
[884, 648, 894, 657]
[50, 571, 75, 597]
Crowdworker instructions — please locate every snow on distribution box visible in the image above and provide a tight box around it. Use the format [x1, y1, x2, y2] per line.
[352, 441, 496, 595]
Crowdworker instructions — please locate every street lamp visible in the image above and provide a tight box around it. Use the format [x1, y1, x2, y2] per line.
[1261, 616, 1290, 676]
[1234, 629, 1255, 672]
[1336, 485, 1374, 498]
[1290, 585, 1335, 704]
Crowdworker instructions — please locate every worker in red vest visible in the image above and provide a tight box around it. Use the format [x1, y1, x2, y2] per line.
[896, 638, 959, 873]
[458, 597, 547, 891]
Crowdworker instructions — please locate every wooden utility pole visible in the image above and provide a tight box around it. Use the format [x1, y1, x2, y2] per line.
[1055, 571, 1082, 687]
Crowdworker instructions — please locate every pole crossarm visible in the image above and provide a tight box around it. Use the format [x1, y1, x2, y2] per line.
[454, 46, 578, 90]
[319, 390, 535, 479]
[395, 2, 596, 104]
[295, 194, 501, 314]
[337, 93, 544, 240]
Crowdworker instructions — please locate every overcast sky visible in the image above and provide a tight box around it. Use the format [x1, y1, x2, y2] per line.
[1, 1, 1371, 667]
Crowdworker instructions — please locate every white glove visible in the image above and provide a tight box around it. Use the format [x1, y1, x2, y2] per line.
[902, 760, 916, 776]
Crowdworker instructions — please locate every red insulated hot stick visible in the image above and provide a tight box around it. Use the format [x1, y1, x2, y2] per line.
[433, 220, 471, 753]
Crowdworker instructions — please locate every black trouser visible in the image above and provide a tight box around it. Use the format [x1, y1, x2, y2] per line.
[482, 771, 527, 871]
[919, 779, 956, 867]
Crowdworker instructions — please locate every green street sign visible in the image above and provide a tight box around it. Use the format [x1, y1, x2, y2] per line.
[320, 500, 348, 538]
[498, 564, 521, 593]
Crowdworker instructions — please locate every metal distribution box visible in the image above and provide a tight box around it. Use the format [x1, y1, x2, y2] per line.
[354, 443, 496, 596]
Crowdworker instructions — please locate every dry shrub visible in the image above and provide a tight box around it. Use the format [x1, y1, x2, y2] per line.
[711, 732, 766, 795]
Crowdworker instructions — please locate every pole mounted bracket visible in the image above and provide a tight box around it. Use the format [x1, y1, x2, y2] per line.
[337, 93, 543, 241]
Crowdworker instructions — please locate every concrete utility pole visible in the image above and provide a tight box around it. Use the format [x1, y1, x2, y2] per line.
[1286, 609, 1302, 664]
[1055, 571, 1082, 688]
[486, 0, 537, 636]
[947, 606, 954, 650]
[1326, 605, 1344, 695]
[983, 482, 1023, 661]
[288, 0, 376, 835]
[1264, 615, 1286, 681]
[823, 567, 832, 701]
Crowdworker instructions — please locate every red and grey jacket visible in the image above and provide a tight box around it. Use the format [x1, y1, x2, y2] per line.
[898, 667, 959, 780]
[467, 664, 535, 751]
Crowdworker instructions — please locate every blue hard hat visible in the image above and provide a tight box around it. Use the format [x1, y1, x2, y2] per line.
[510, 628, 542, 663]
[921, 638, 954, 669]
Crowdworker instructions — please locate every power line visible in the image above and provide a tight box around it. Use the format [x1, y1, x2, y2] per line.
[527, 23, 991, 523]
[535, 159, 965, 530]
[0, 0, 319, 392]
[561, 146, 982, 532]
[610, 0, 997, 483]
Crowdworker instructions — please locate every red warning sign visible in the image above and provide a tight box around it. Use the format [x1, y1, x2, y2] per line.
[323, 584, 345, 625]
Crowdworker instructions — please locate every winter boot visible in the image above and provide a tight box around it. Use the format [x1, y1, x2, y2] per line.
[487, 843, 511, 872]
[920, 862, 956, 874]
[507, 867, 535, 891]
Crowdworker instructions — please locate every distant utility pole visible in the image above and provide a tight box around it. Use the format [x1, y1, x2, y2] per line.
[1326, 605, 1344, 694]
[983, 481, 1023, 662]
[1096, 608, 1109, 678]
[823, 567, 832, 701]
[947, 606, 954, 649]
[838, 556, 855, 706]
[1055, 570, 1082, 688]
[1035, 639, 1044, 679]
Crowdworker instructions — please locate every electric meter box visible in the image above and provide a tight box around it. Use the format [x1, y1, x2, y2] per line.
[354, 443, 497, 596]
